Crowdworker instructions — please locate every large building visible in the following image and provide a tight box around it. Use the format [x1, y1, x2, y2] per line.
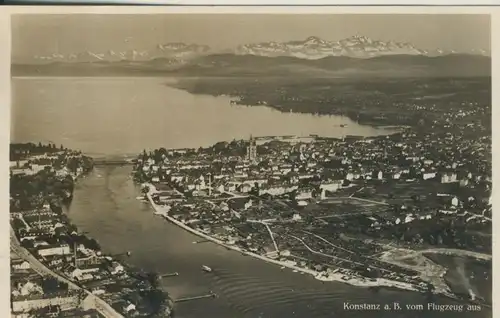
[246, 135, 257, 162]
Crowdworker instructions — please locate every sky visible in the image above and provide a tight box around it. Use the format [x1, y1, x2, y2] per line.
[11, 14, 490, 61]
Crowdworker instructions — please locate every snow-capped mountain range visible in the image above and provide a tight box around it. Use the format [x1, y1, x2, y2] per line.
[235, 35, 489, 59]
[26, 35, 489, 64]
[32, 42, 210, 64]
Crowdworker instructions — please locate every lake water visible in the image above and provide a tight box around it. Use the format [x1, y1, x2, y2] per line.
[11, 77, 396, 156]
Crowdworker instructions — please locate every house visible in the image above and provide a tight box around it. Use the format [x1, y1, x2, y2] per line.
[243, 199, 253, 210]
[404, 215, 416, 223]
[377, 171, 384, 180]
[295, 188, 314, 201]
[319, 181, 341, 193]
[297, 200, 309, 207]
[238, 183, 253, 193]
[42, 202, 51, 210]
[259, 185, 298, 197]
[12, 260, 31, 271]
[422, 172, 436, 180]
[75, 254, 100, 267]
[366, 216, 381, 228]
[13, 281, 43, 297]
[124, 303, 136, 313]
[225, 182, 238, 192]
[219, 202, 230, 212]
[69, 266, 100, 280]
[192, 190, 208, 197]
[110, 262, 124, 275]
[441, 172, 458, 184]
[216, 184, 225, 193]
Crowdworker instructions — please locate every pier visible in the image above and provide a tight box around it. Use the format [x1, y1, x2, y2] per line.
[175, 292, 217, 303]
[193, 239, 210, 244]
[160, 272, 179, 278]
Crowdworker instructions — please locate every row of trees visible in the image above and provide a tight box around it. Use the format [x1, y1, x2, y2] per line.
[10, 143, 65, 161]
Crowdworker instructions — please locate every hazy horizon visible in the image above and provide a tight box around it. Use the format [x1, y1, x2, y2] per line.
[12, 14, 490, 62]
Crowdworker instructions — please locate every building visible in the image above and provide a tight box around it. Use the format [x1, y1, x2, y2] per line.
[12, 260, 31, 271]
[441, 172, 458, 184]
[37, 244, 71, 257]
[246, 135, 258, 162]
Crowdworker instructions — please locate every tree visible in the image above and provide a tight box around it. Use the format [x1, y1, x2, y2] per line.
[41, 277, 61, 294]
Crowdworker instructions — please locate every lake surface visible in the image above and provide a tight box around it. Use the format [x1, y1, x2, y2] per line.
[67, 166, 491, 318]
[11, 77, 396, 156]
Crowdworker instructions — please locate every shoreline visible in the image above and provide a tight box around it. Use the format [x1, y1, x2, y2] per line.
[141, 182, 452, 297]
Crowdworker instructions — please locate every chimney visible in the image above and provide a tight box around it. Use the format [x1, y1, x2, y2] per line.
[208, 173, 212, 196]
[74, 242, 78, 268]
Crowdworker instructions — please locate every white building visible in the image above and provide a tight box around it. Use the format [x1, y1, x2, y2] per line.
[422, 172, 436, 180]
[37, 244, 71, 257]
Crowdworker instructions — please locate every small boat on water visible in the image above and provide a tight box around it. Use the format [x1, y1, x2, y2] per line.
[202, 265, 212, 273]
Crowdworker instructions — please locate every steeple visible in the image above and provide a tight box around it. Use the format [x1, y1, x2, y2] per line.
[246, 135, 257, 162]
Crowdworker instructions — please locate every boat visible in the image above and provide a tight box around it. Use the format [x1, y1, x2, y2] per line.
[202, 265, 212, 273]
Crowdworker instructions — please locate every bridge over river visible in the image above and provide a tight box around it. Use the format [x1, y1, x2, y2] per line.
[92, 158, 135, 166]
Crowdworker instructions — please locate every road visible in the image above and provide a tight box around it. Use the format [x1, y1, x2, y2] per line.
[10, 227, 124, 318]
[247, 219, 279, 253]
[348, 196, 390, 206]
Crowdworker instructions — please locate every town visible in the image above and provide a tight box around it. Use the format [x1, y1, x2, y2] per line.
[132, 108, 491, 304]
[9, 143, 173, 318]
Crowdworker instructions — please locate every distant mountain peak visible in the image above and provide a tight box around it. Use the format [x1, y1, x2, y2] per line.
[233, 35, 488, 60]
[29, 41, 212, 64]
[304, 36, 326, 44]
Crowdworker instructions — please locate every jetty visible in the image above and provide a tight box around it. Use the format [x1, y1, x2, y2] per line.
[160, 272, 179, 278]
[175, 292, 217, 303]
[193, 239, 210, 244]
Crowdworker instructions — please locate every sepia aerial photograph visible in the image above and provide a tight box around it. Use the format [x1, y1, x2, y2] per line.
[9, 12, 492, 318]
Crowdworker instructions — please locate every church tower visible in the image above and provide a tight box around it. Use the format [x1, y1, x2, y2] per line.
[246, 135, 257, 162]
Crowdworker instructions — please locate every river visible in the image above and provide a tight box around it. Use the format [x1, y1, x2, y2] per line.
[66, 165, 491, 318]
[11, 77, 397, 156]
